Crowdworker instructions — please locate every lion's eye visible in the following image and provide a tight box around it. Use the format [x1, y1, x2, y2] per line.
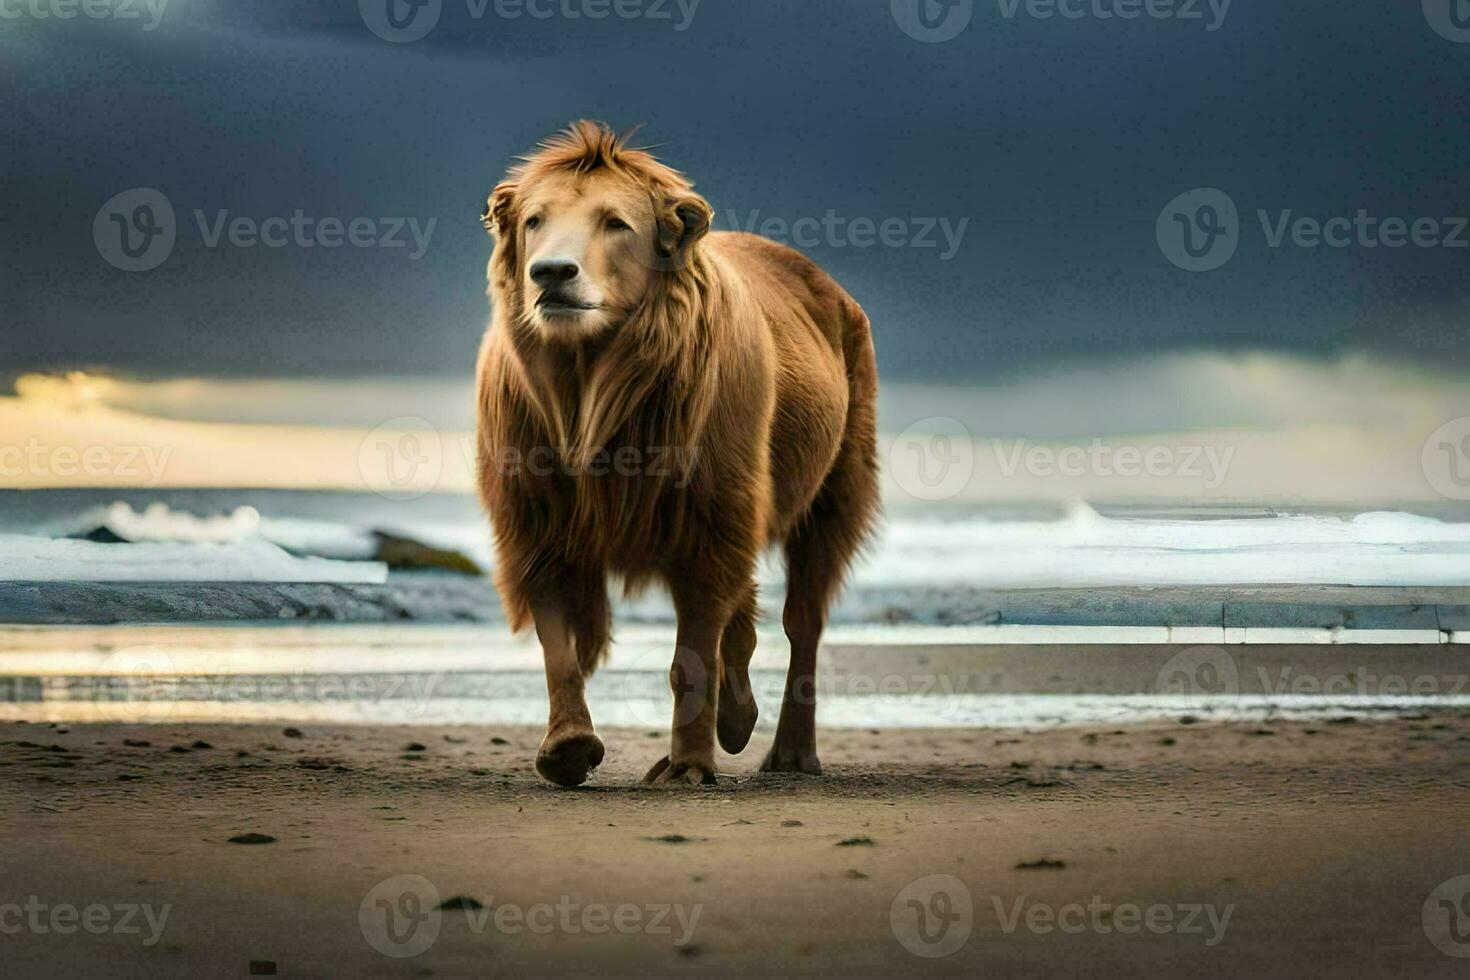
[525, 216, 541, 231]
[606, 217, 631, 232]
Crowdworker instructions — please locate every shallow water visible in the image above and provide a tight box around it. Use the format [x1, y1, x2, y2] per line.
[2, 623, 1466, 728]
[5, 671, 1467, 728]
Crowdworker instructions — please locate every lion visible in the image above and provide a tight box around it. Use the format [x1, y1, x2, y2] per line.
[476, 121, 879, 786]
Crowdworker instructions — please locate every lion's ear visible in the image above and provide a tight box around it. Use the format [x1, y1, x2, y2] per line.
[656, 192, 712, 260]
[483, 182, 517, 237]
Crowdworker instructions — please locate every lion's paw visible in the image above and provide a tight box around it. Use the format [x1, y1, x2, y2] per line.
[643, 755, 718, 786]
[535, 730, 605, 787]
[758, 742, 822, 776]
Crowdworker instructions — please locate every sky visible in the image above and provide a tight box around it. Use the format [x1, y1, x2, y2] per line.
[2, 0, 1468, 384]
[5, 356, 1468, 504]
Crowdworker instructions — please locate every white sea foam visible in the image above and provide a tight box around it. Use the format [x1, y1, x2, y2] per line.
[0, 533, 386, 584]
[45, 501, 264, 544]
[845, 503, 1470, 588]
[11, 499, 1470, 590]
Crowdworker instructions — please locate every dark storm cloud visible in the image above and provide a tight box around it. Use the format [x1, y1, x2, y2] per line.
[2, 0, 1467, 381]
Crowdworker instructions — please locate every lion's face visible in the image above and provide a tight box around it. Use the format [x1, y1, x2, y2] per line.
[507, 170, 662, 340]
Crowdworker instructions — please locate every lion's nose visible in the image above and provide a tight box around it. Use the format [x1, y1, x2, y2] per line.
[530, 259, 580, 286]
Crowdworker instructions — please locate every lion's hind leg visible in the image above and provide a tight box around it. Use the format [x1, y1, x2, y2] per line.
[761, 328, 879, 775]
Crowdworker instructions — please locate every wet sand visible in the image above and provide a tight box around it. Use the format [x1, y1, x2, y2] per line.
[4, 716, 1470, 977]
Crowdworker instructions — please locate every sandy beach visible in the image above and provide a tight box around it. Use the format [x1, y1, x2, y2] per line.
[5, 715, 1469, 977]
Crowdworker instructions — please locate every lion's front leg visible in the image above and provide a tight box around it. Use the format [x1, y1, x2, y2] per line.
[530, 582, 605, 788]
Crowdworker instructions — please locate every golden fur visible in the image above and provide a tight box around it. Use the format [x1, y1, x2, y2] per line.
[477, 122, 879, 785]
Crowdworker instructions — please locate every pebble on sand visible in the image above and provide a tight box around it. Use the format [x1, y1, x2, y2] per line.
[1015, 858, 1067, 870]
